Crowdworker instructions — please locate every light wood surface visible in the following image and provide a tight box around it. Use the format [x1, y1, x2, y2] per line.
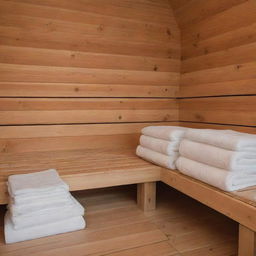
[238, 224, 255, 256]
[137, 182, 156, 211]
[170, 0, 256, 132]
[0, 184, 240, 256]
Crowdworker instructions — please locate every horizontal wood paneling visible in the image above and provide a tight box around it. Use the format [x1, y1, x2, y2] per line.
[0, 98, 178, 125]
[171, 0, 256, 131]
[178, 122, 256, 135]
[0, 45, 179, 72]
[179, 96, 256, 126]
[0, 0, 180, 155]
[0, 26, 180, 59]
[0, 122, 179, 153]
[0, 64, 178, 85]
[0, 82, 177, 98]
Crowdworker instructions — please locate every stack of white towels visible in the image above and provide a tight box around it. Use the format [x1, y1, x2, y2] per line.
[5, 169, 86, 244]
[136, 126, 187, 169]
[176, 129, 256, 192]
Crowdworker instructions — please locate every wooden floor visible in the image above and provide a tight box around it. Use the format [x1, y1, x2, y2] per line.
[0, 183, 240, 256]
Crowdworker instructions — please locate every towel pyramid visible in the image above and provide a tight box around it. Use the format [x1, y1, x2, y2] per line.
[176, 129, 256, 191]
[136, 126, 187, 169]
[5, 169, 86, 244]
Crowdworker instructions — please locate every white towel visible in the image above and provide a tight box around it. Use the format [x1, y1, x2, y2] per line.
[185, 129, 256, 152]
[9, 195, 77, 218]
[9, 193, 73, 216]
[136, 145, 178, 169]
[11, 197, 85, 230]
[142, 126, 187, 141]
[8, 169, 69, 196]
[176, 157, 256, 191]
[179, 139, 256, 173]
[140, 135, 180, 155]
[5, 212, 86, 244]
[11, 189, 70, 206]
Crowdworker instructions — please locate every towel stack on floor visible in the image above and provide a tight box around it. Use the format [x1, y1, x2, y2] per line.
[5, 169, 86, 244]
[176, 129, 256, 191]
[136, 126, 187, 169]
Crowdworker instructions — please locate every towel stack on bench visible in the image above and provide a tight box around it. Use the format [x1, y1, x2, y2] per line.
[136, 126, 186, 169]
[5, 169, 85, 244]
[176, 129, 256, 191]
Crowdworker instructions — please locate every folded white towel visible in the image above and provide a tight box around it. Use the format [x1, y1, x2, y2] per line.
[185, 129, 256, 152]
[9, 193, 73, 216]
[12, 197, 85, 230]
[9, 195, 76, 218]
[176, 157, 256, 191]
[140, 135, 180, 155]
[8, 169, 69, 197]
[142, 126, 187, 141]
[136, 145, 178, 169]
[5, 212, 86, 244]
[179, 139, 256, 173]
[11, 189, 70, 206]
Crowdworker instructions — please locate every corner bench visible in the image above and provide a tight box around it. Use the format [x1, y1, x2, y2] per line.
[0, 148, 255, 255]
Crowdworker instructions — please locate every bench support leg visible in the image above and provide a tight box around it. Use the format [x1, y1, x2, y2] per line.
[238, 224, 255, 256]
[137, 182, 156, 211]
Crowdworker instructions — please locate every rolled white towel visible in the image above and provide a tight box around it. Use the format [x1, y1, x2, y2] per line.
[185, 129, 256, 152]
[179, 139, 256, 173]
[140, 135, 180, 155]
[11, 196, 85, 230]
[8, 169, 69, 197]
[142, 126, 187, 141]
[5, 212, 86, 244]
[9, 193, 73, 217]
[11, 188, 70, 206]
[176, 157, 256, 191]
[136, 145, 178, 169]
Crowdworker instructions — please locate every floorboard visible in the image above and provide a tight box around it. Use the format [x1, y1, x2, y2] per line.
[0, 183, 240, 256]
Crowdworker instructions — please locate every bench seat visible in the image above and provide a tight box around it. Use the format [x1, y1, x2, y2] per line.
[0, 148, 256, 255]
[0, 148, 161, 204]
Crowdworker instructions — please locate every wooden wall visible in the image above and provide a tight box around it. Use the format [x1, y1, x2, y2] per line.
[0, 0, 180, 153]
[170, 0, 256, 132]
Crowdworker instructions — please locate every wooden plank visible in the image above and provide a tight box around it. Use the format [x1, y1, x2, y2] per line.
[179, 96, 256, 126]
[179, 78, 256, 97]
[0, 122, 178, 139]
[182, 42, 256, 73]
[180, 62, 256, 87]
[0, 98, 178, 125]
[137, 182, 156, 211]
[175, 0, 247, 29]
[0, 26, 180, 59]
[182, 1, 256, 44]
[182, 22, 256, 60]
[0, 0, 177, 34]
[161, 169, 256, 231]
[104, 241, 178, 256]
[0, 82, 178, 98]
[0, 64, 179, 86]
[238, 225, 255, 256]
[3, 0, 176, 25]
[178, 122, 256, 134]
[0, 45, 179, 72]
[0, 14, 178, 44]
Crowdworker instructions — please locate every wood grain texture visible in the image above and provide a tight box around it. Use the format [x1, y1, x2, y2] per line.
[179, 96, 256, 126]
[0, 0, 180, 160]
[0, 185, 239, 256]
[172, 0, 256, 130]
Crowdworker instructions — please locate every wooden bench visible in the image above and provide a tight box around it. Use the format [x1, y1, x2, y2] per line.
[0, 122, 255, 255]
[1, 148, 256, 255]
